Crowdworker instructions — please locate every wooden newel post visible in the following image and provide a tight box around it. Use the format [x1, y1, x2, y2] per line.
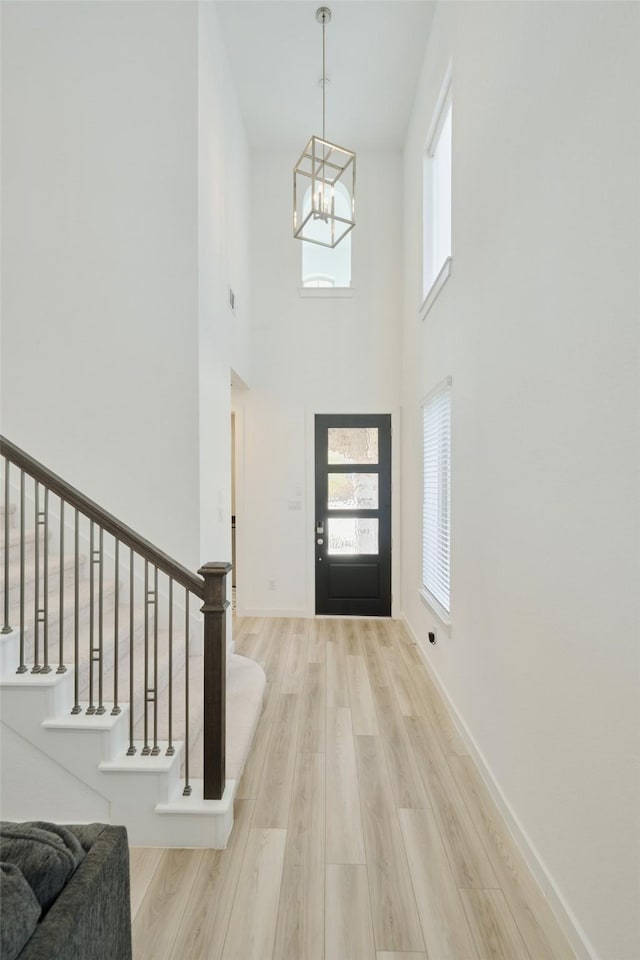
[198, 561, 231, 800]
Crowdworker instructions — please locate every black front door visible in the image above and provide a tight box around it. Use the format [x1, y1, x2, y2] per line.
[315, 414, 391, 616]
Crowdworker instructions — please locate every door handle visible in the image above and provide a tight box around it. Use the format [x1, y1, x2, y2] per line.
[316, 520, 324, 535]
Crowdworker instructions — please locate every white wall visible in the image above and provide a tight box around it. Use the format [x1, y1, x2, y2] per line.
[401, 4, 640, 959]
[198, 1, 251, 573]
[1, 724, 110, 824]
[236, 150, 402, 616]
[0, 1, 250, 579]
[1, 1, 200, 566]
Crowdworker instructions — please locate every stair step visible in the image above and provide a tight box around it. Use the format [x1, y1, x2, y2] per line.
[156, 778, 234, 814]
[2, 606, 147, 695]
[0, 665, 76, 717]
[99, 740, 183, 774]
[42, 702, 130, 730]
[4, 577, 118, 658]
[0, 528, 44, 565]
[153, 778, 235, 848]
[0, 503, 17, 527]
[77, 618, 189, 711]
[3, 638, 265, 786]
[0, 552, 88, 606]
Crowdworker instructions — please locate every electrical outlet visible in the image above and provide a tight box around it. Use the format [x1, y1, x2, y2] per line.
[268, 579, 276, 591]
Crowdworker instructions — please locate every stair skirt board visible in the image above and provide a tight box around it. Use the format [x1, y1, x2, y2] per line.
[0, 632, 266, 848]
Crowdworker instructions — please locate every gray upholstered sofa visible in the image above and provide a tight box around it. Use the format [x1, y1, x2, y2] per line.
[0, 822, 132, 960]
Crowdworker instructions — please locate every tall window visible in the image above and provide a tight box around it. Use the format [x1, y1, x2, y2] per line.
[422, 378, 451, 615]
[302, 182, 352, 288]
[423, 70, 452, 304]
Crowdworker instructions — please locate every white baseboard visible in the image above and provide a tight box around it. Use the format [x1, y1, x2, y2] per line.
[400, 612, 599, 960]
[237, 607, 310, 619]
[236, 610, 396, 620]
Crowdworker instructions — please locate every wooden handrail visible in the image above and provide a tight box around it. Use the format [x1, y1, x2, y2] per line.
[0, 435, 204, 599]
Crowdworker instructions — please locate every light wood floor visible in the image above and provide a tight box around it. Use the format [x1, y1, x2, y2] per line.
[130, 617, 576, 960]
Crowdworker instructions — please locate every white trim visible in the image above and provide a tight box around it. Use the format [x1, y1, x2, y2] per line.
[423, 61, 453, 306]
[238, 607, 309, 619]
[400, 612, 600, 960]
[298, 287, 354, 299]
[425, 60, 453, 156]
[420, 373, 453, 409]
[419, 586, 452, 634]
[421, 377, 452, 615]
[420, 255, 451, 320]
[230, 395, 245, 627]
[302, 272, 335, 288]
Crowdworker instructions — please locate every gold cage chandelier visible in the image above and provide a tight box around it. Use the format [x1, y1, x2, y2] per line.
[293, 6, 356, 249]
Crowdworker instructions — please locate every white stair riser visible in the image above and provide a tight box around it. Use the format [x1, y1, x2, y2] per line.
[1, 686, 126, 766]
[140, 806, 233, 848]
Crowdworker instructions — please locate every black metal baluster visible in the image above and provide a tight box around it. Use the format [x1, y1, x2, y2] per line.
[2, 458, 11, 634]
[183, 590, 191, 796]
[40, 488, 51, 673]
[87, 522, 96, 713]
[71, 509, 81, 713]
[126, 549, 136, 754]
[112, 539, 120, 715]
[96, 527, 105, 714]
[32, 481, 41, 673]
[57, 499, 66, 673]
[167, 579, 174, 756]
[151, 566, 159, 755]
[142, 560, 150, 755]
[17, 472, 27, 674]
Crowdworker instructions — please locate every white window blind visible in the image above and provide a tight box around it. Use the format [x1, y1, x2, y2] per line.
[422, 379, 451, 613]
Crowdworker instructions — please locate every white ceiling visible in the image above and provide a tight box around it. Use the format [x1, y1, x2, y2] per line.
[215, 0, 435, 151]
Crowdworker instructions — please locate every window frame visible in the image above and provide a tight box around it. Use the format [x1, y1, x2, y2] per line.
[420, 377, 452, 628]
[302, 273, 335, 289]
[421, 64, 453, 319]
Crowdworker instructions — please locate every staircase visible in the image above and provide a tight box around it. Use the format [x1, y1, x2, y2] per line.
[0, 438, 265, 848]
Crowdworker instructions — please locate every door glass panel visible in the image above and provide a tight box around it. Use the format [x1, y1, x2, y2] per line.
[328, 518, 379, 555]
[328, 428, 378, 465]
[328, 473, 379, 510]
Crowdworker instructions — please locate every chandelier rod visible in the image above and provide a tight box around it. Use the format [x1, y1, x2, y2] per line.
[322, 13, 326, 141]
